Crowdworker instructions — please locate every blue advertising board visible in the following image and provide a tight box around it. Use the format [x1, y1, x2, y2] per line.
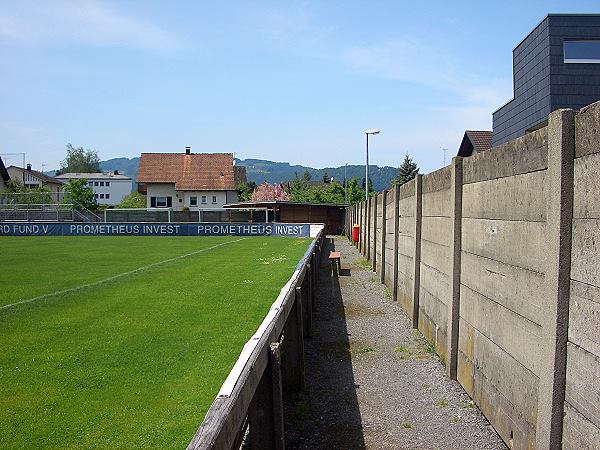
[0, 223, 312, 237]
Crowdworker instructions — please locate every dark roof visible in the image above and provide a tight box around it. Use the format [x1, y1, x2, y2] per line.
[224, 200, 349, 209]
[136, 153, 236, 191]
[0, 157, 9, 183]
[7, 165, 64, 185]
[457, 131, 493, 157]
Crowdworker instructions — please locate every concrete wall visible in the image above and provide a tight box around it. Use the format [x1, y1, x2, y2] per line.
[459, 127, 548, 449]
[562, 102, 600, 449]
[349, 99, 600, 449]
[419, 166, 451, 363]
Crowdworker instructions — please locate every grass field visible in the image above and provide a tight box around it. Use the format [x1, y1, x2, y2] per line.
[0, 235, 311, 449]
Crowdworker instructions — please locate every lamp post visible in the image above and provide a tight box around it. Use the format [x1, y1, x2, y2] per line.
[344, 163, 348, 203]
[365, 128, 380, 201]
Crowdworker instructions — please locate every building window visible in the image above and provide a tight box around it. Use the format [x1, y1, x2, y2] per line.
[151, 196, 172, 208]
[94, 194, 99, 199]
[190, 196, 197, 206]
[100, 193, 104, 199]
[105, 182, 110, 187]
[100, 181, 105, 186]
[212, 195, 217, 204]
[88, 182, 93, 186]
[564, 40, 600, 63]
[201, 195, 207, 204]
[94, 181, 99, 186]
[105, 194, 110, 199]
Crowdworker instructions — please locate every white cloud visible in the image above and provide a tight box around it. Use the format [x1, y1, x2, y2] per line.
[342, 38, 511, 110]
[0, 0, 180, 51]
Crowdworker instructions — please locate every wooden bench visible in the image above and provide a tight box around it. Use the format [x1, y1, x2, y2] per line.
[329, 251, 341, 274]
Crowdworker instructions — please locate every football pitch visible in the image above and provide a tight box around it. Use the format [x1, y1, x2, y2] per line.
[0, 235, 312, 449]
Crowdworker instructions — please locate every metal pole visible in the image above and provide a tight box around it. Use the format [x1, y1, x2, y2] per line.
[344, 163, 348, 203]
[365, 133, 369, 201]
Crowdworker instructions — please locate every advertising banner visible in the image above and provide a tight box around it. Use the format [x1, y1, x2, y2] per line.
[0, 223, 312, 238]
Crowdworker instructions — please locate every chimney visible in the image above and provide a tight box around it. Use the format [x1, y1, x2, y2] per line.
[26, 164, 31, 171]
[185, 146, 191, 155]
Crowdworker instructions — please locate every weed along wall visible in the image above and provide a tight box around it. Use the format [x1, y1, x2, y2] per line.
[348, 100, 600, 449]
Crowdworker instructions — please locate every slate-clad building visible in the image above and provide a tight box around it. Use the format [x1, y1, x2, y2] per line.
[493, 14, 600, 146]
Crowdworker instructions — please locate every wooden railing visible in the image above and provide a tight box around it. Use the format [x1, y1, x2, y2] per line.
[187, 227, 325, 450]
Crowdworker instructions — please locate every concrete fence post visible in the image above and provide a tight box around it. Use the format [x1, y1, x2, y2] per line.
[366, 196, 371, 261]
[535, 109, 576, 450]
[411, 175, 423, 328]
[446, 156, 463, 380]
[372, 194, 377, 271]
[380, 189, 387, 283]
[392, 183, 400, 301]
[358, 202, 362, 251]
[362, 200, 367, 256]
[248, 343, 284, 450]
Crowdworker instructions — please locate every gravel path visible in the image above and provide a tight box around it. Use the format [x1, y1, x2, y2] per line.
[283, 236, 507, 450]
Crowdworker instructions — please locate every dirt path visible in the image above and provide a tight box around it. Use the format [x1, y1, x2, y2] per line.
[284, 236, 507, 450]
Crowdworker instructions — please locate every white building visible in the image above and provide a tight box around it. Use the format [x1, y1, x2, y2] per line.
[55, 172, 132, 206]
[136, 150, 245, 211]
[7, 165, 64, 196]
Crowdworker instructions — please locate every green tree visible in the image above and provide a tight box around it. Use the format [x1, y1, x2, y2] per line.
[63, 179, 97, 211]
[56, 143, 100, 175]
[235, 181, 258, 201]
[394, 154, 419, 186]
[3, 179, 52, 204]
[361, 178, 374, 195]
[118, 191, 147, 208]
[346, 177, 365, 204]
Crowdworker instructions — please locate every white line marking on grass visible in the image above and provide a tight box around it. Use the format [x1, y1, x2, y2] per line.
[1, 238, 246, 311]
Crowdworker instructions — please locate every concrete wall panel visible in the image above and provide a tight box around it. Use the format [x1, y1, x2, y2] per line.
[418, 287, 448, 362]
[420, 239, 450, 276]
[565, 342, 600, 430]
[571, 218, 600, 286]
[458, 320, 538, 449]
[461, 218, 546, 273]
[569, 280, 600, 358]
[461, 251, 544, 326]
[462, 171, 546, 222]
[421, 216, 452, 247]
[573, 152, 600, 219]
[463, 128, 548, 184]
[575, 100, 600, 158]
[419, 262, 450, 306]
[421, 188, 451, 218]
[460, 285, 543, 376]
[563, 402, 600, 450]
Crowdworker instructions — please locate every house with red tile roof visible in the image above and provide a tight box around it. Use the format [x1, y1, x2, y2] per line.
[136, 150, 245, 211]
[457, 130, 493, 157]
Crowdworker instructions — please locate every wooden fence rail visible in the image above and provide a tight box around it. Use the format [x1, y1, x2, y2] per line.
[186, 228, 326, 450]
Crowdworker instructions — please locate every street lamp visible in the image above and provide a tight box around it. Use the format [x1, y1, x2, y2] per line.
[365, 128, 380, 201]
[344, 163, 348, 203]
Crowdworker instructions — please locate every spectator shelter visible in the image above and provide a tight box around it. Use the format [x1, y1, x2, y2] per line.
[224, 200, 348, 234]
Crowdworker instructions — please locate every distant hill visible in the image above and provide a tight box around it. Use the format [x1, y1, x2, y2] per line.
[98, 157, 399, 192]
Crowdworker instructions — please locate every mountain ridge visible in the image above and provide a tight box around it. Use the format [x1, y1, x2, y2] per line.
[98, 157, 399, 192]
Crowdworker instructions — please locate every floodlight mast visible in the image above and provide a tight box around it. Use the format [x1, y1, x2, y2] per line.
[365, 129, 380, 201]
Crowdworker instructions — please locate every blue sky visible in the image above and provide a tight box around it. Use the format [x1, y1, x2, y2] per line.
[1, 1, 598, 174]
